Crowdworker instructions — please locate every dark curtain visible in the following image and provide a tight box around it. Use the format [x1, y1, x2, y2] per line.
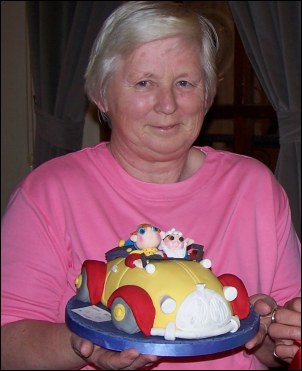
[228, 1, 301, 240]
[26, 1, 120, 168]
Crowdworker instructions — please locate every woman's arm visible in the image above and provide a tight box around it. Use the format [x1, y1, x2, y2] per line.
[1, 320, 158, 370]
[1, 320, 87, 370]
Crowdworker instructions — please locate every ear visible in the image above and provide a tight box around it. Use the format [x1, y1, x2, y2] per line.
[95, 97, 108, 113]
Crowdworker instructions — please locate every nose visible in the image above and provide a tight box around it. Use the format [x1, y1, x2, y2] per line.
[154, 86, 177, 114]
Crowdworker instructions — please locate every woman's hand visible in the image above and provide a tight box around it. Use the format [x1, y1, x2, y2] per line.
[243, 293, 287, 368]
[268, 297, 301, 365]
[70, 333, 159, 370]
[245, 293, 277, 350]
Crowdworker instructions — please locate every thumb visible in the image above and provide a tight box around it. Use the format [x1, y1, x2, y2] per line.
[250, 293, 277, 316]
[70, 333, 95, 359]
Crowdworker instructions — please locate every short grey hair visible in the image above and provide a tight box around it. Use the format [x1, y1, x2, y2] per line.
[85, 1, 219, 115]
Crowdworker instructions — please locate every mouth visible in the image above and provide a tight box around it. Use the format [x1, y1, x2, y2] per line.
[152, 124, 178, 132]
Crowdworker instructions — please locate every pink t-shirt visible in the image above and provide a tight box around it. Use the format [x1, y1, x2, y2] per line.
[1, 143, 301, 370]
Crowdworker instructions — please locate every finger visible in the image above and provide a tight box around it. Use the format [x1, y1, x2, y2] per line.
[120, 349, 158, 367]
[70, 333, 95, 359]
[269, 322, 301, 342]
[102, 348, 140, 369]
[245, 321, 268, 350]
[103, 348, 158, 370]
[252, 297, 277, 317]
[276, 339, 295, 346]
[272, 307, 301, 326]
[285, 297, 301, 313]
[274, 343, 300, 363]
[125, 353, 159, 370]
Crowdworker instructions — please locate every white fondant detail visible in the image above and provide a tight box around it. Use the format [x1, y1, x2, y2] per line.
[223, 286, 238, 301]
[200, 258, 212, 268]
[153, 285, 241, 339]
[150, 283, 241, 339]
[176, 287, 229, 330]
[111, 265, 118, 273]
[160, 296, 177, 314]
[164, 322, 176, 341]
[196, 283, 206, 291]
[229, 315, 240, 332]
[163, 247, 187, 258]
[145, 263, 155, 274]
[134, 260, 143, 269]
[151, 315, 240, 339]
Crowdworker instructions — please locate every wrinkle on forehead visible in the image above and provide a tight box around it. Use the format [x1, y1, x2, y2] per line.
[127, 36, 200, 62]
[121, 37, 202, 82]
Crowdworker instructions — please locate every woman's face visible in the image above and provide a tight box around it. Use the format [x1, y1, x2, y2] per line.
[102, 36, 207, 160]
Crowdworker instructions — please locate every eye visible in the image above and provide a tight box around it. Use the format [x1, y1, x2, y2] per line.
[179, 237, 184, 242]
[168, 235, 175, 240]
[152, 226, 159, 232]
[176, 80, 192, 88]
[135, 80, 151, 88]
[138, 228, 145, 234]
[177, 80, 192, 87]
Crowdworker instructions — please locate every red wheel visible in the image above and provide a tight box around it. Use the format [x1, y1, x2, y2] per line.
[218, 273, 250, 319]
[75, 260, 107, 305]
[108, 285, 156, 336]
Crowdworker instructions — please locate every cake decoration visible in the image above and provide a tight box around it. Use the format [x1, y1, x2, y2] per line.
[159, 227, 194, 259]
[74, 224, 250, 341]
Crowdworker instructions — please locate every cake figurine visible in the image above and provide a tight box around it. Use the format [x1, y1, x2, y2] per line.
[122, 224, 166, 273]
[74, 224, 250, 341]
[159, 228, 194, 259]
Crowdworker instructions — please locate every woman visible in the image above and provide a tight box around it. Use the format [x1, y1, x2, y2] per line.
[1, 1, 300, 369]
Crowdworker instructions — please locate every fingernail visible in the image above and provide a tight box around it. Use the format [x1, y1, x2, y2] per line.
[72, 346, 87, 359]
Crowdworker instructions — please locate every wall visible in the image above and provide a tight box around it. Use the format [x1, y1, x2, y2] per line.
[1, 1, 100, 216]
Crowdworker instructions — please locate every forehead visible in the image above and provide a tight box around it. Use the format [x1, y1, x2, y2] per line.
[123, 36, 201, 69]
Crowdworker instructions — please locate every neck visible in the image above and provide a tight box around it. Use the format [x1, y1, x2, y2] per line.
[107, 142, 205, 183]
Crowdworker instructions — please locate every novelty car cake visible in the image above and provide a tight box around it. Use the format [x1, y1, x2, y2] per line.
[73, 223, 250, 341]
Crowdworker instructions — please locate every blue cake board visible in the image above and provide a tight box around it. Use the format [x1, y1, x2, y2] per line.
[66, 296, 259, 357]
